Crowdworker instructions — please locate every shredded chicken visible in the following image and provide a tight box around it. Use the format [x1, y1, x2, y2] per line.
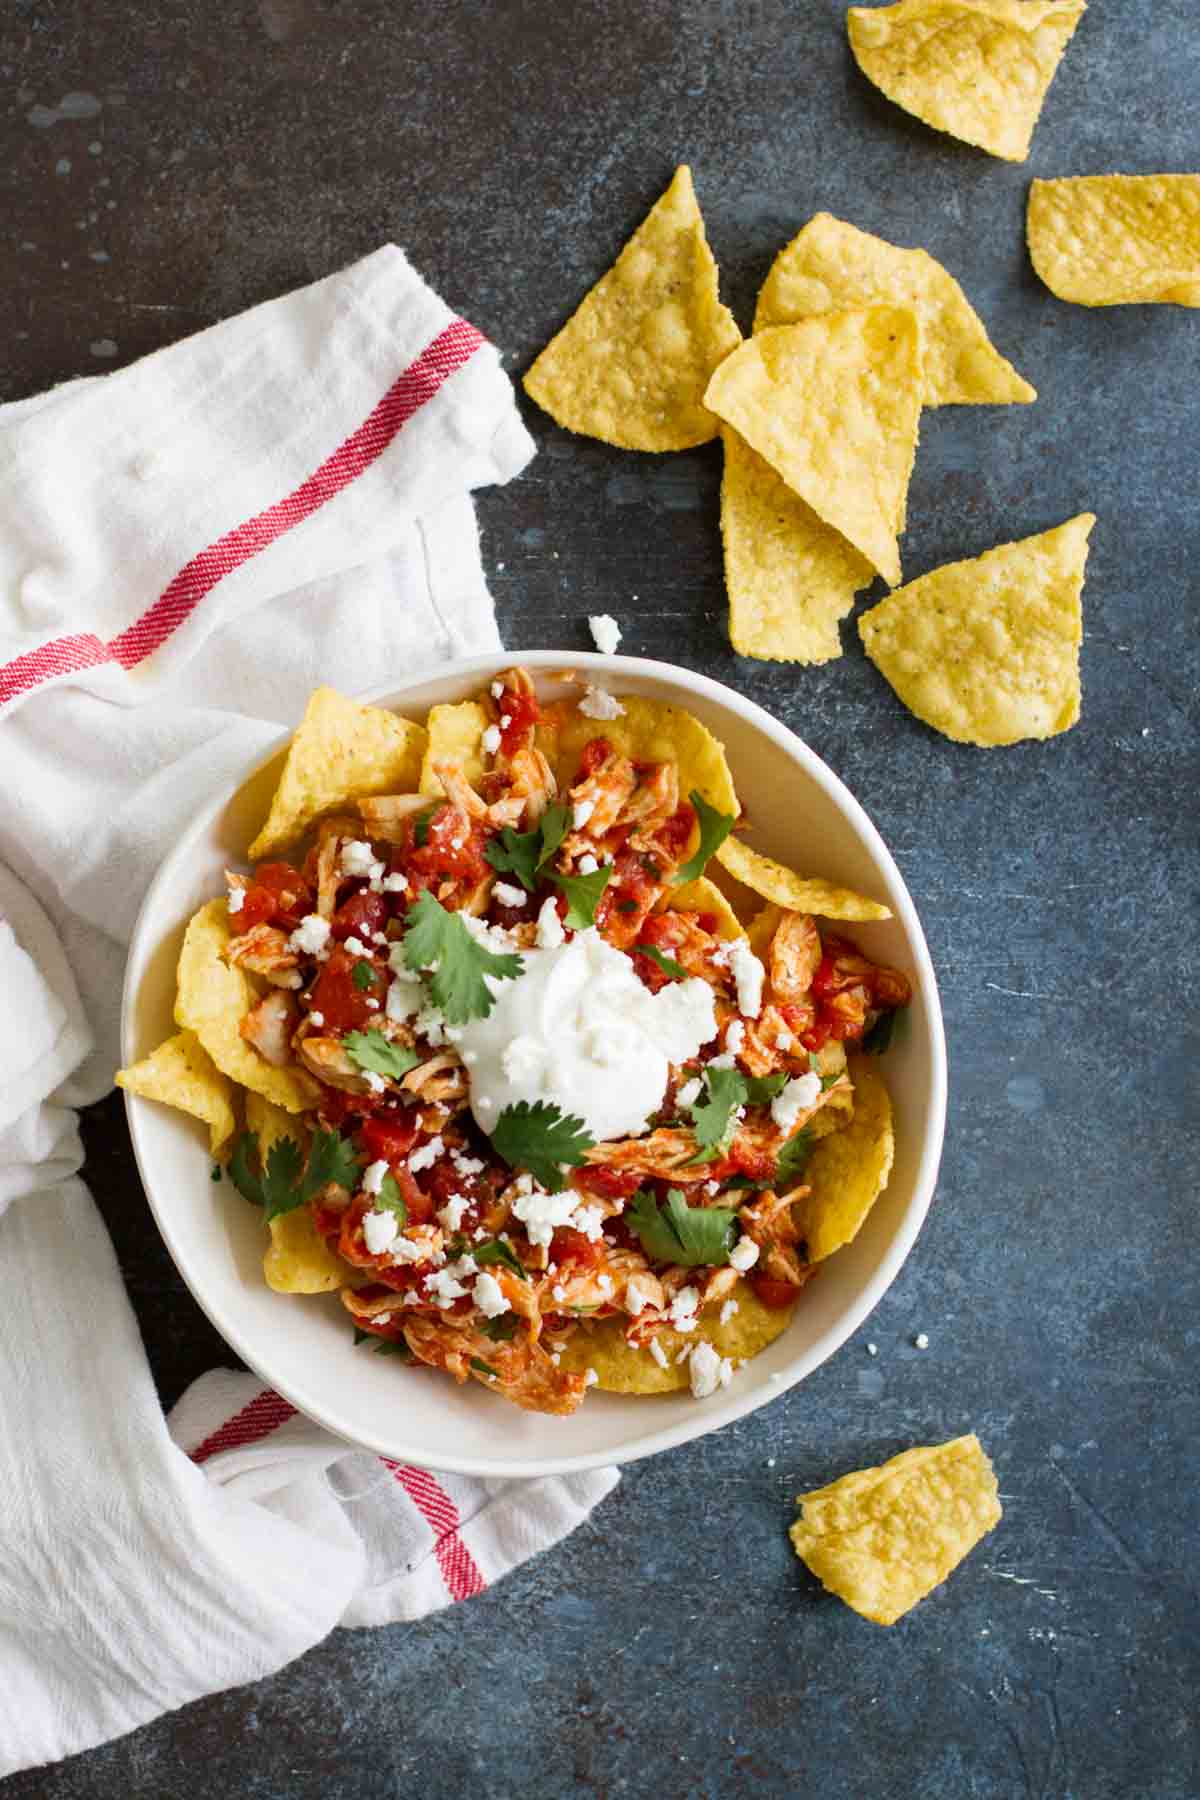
[402, 1315, 587, 1415]
[769, 911, 822, 1000]
[297, 1035, 373, 1094]
[239, 989, 299, 1066]
[224, 924, 302, 988]
[357, 793, 429, 841]
[567, 750, 638, 837]
[400, 1049, 468, 1106]
[584, 1127, 711, 1182]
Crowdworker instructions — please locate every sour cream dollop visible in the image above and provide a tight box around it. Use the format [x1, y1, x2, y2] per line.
[456, 929, 717, 1143]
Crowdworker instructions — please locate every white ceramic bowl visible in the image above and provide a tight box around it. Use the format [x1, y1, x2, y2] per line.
[122, 652, 946, 1477]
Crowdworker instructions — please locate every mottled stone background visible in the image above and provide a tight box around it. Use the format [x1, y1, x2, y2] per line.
[1, 1, 1197, 1795]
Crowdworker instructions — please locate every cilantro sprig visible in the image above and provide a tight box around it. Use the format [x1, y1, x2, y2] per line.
[227, 1126, 361, 1221]
[473, 1237, 529, 1281]
[401, 890, 524, 1023]
[490, 1100, 593, 1191]
[485, 803, 569, 893]
[554, 864, 612, 929]
[633, 943, 687, 980]
[683, 1067, 789, 1163]
[673, 791, 736, 885]
[627, 1187, 739, 1267]
[344, 1028, 421, 1080]
[351, 959, 375, 992]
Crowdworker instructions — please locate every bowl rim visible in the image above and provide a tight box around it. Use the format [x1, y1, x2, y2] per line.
[121, 650, 947, 1476]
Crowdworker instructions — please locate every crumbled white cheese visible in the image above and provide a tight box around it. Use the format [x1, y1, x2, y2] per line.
[572, 798, 596, 830]
[729, 1235, 760, 1273]
[365, 997, 379, 1010]
[481, 723, 502, 754]
[459, 912, 519, 955]
[584, 1367, 599, 1388]
[343, 935, 369, 957]
[363, 1070, 387, 1095]
[572, 1204, 605, 1243]
[724, 939, 765, 1019]
[577, 683, 624, 720]
[625, 1274, 656, 1316]
[867, 1342, 878, 1357]
[551, 1284, 567, 1303]
[473, 1271, 510, 1319]
[511, 1183, 579, 1248]
[308, 1011, 324, 1028]
[385, 973, 423, 1023]
[383, 871, 409, 894]
[676, 1076, 702, 1108]
[688, 1339, 733, 1399]
[227, 885, 245, 915]
[597, 1273, 614, 1297]
[535, 896, 565, 948]
[424, 1266, 470, 1307]
[372, 930, 388, 946]
[490, 680, 505, 699]
[725, 1018, 745, 1054]
[668, 1286, 700, 1332]
[414, 1003, 447, 1047]
[437, 1192, 469, 1234]
[492, 879, 527, 909]
[289, 914, 331, 956]
[771, 1072, 822, 1134]
[450, 1149, 485, 1178]
[648, 1337, 669, 1369]
[707, 1052, 737, 1072]
[362, 1159, 389, 1197]
[719, 1297, 739, 1326]
[390, 1235, 433, 1266]
[914, 1332, 929, 1350]
[362, 1208, 399, 1256]
[340, 840, 378, 878]
[775, 1030, 794, 1051]
[588, 613, 622, 655]
[408, 1135, 445, 1173]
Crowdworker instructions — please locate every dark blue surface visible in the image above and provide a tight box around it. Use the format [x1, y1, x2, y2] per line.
[2, 1, 1197, 1795]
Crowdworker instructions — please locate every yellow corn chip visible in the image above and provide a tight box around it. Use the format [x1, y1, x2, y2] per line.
[858, 513, 1095, 746]
[248, 687, 427, 861]
[1028, 174, 1200, 308]
[792, 1055, 894, 1260]
[116, 1030, 236, 1154]
[755, 213, 1035, 405]
[559, 1285, 795, 1393]
[241, 1093, 352, 1294]
[657, 874, 745, 941]
[556, 694, 739, 824]
[420, 700, 489, 794]
[721, 427, 874, 665]
[523, 164, 741, 451]
[847, 0, 1086, 165]
[703, 311, 921, 587]
[790, 1434, 1002, 1624]
[175, 900, 317, 1112]
[717, 837, 892, 922]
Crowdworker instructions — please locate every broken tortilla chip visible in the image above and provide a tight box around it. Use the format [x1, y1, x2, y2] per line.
[790, 1434, 1002, 1624]
[116, 1030, 236, 1154]
[717, 837, 892, 922]
[792, 1054, 894, 1261]
[703, 310, 921, 588]
[556, 693, 739, 823]
[858, 513, 1095, 746]
[523, 164, 741, 451]
[175, 900, 317, 1112]
[420, 700, 489, 794]
[248, 687, 427, 861]
[657, 874, 745, 941]
[721, 427, 874, 665]
[1028, 174, 1200, 308]
[559, 1285, 794, 1393]
[755, 213, 1034, 405]
[242, 1093, 350, 1295]
[847, 0, 1086, 165]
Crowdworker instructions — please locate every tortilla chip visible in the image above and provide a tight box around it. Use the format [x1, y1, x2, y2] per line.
[703, 311, 921, 587]
[420, 700, 489, 794]
[847, 0, 1086, 165]
[557, 694, 739, 825]
[858, 513, 1094, 746]
[717, 838, 891, 922]
[559, 1285, 795, 1393]
[1028, 174, 1200, 308]
[175, 900, 317, 1112]
[657, 874, 745, 941]
[248, 687, 427, 861]
[790, 1434, 1002, 1624]
[793, 1055, 893, 1261]
[523, 164, 741, 451]
[755, 213, 1034, 405]
[116, 1030, 236, 1154]
[239, 1093, 347, 1294]
[721, 427, 873, 665]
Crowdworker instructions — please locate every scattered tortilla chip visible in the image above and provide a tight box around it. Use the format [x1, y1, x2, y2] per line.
[792, 1055, 894, 1261]
[248, 687, 427, 861]
[175, 900, 317, 1112]
[420, 700, 489, 794]
[790, 1434, 1002, 1624]
[755, 213, 1034, 405]
[116, 1030, 236, 1154]
[657, 874, 745, 941]
[721, 427, 873, 665]
[559, 1285, 795, 1393]
[703, 311, 921, 587]
[717, 837, 892, 922]
[523, 164, 741, 451]
[847, 0, 1086, 165]
[240, 1093, 348, 1295]
[858, 513, 1095, 746]
[556, 694, 739, 826]
[1028, 174, 1200, 308]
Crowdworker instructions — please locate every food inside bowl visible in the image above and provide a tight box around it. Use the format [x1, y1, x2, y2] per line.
[117, 669, 911, 1416]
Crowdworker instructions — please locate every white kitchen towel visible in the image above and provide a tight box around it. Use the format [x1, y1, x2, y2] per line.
[0, 248, 618, 1778]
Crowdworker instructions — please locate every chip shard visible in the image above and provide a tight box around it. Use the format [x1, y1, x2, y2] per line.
[790, 1434, 1002, 1624]
[1028, 174, 1200, 308]
[523, 164, 741, 451]
[858, 513, 1095, 746]
[717, 836, 892, 922]
[756, 213, 1035, 406]
[847, 0, 1086, 165]
[115, 1029, 236, 1154]
[792, 1054, 894, 1262]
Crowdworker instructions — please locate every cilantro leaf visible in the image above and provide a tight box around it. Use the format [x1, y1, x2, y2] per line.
[536, 802, 570, 869]
[490, 1100, 593, 1191]
[228, 1131, 264, 1207]
[373, 1338, 411, 1358]
[743, 1072, 789, 1104]
[344, 1028, 421, 1080]
[626, 1187, 739, 1267]
[673, 791, 736, 885]
[473, 1237, 529, 1281]
[352, 1325, 371, 1345]
[485, 802, 570, 892]
[412, 809, 434, 848]
[774, 1128, 813, 1188]
[351, 959, 375, 992]
[633, 943, 687, 980]
[401, 890, 524, 1023]
[552, 864, 612, 929]
[469, 1357, 496, 1377]
[254, 1126, 361, 1222]
[260, 1136, 306, 1220]
[483, 1314, 518, 1341]
[373, 1171, 408, 1228]
[861, 1007, 905, 1055]
[300, 1127, 362, 1203]
[685, 1066, 746, 1163]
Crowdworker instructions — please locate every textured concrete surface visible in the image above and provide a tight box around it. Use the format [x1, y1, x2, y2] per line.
[2, 1, 1198, 1795]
